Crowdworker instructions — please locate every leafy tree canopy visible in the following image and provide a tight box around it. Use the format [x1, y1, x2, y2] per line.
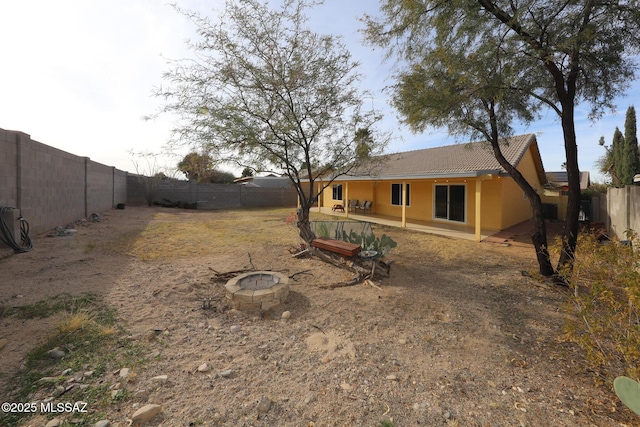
[177, 152, 215, 182]
[178, 151, 235, 183]
[597, 106, 640, 186]
[622, 106, 640, 185]
[363, 0, 640, 271]
[152, 0, 388, 242]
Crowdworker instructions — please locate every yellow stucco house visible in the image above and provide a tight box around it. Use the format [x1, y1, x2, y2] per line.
[314, 133, 547, 241]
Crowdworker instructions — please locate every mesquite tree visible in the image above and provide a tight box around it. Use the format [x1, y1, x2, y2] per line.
[364, 0, 640, 272]
[383, 25, 555, 276]
[152, 0, 386, 243]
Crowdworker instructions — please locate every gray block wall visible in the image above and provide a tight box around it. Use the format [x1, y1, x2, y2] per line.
[127, 175, 298, 209]
[0, 128, 127, 250]
[2, 126, 294, 256]
[607, 186, 640, 243]
[0, 129, 19, 208]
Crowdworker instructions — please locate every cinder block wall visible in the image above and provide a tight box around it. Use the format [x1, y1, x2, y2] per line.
[127, 175, 298, 209]
[18, 132, 86, 234]
[87, 161, 116, 214]
[607, 186, 640, 243]
[0, 128, 127, 247]
[0, 129, 19, 208]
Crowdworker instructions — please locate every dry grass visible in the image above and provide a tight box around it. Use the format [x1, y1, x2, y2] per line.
[106, 208, 303, 260]
[56, 312, 93, 334]
[104, 207, 536, 272]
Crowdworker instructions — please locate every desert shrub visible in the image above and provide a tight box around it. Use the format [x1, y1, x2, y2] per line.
[561, 230, 640, 384]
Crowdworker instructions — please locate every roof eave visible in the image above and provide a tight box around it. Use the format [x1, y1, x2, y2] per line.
[305, 170, 502, 182]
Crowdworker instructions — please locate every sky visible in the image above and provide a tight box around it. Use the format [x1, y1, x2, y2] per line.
[1, 1, 638, 182]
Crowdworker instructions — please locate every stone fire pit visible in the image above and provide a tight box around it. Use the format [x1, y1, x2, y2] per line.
[225, 271, 289, 312]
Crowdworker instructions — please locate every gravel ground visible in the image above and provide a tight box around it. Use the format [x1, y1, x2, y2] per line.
[0, 206, 634, 426]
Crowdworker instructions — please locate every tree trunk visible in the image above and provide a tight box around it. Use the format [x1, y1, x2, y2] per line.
[485, 108, 555, 277]
[492, 149, 555, 277]
[529, 193, 556, 277]
[557, 98, 581, 273]
[296, 205, 316, 245]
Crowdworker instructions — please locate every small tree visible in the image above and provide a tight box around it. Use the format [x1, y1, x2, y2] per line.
[613, 127, 626, 185]
[207, 169, 236, 184]
[597, 136, 621, 186]
[623, 106, 640, 185]
[177, 152, 215, 182]
[241, 167, 254, 178]
[131, 156, 165, 207]
[152, 0, 387, 243]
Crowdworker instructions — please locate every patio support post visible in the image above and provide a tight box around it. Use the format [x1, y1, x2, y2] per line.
[371, 182, 377, 214]
[345, 182, 350, 218]
[401, 180, 407, 228]
[475, 176, 482, 241]
[317, 180, 322, 213]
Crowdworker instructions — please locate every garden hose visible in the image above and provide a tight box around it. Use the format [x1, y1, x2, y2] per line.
[0, 206, 33, 253]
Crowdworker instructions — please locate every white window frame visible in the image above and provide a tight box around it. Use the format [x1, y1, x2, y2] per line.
[391, 183, 410, 206]
[433, 183, 466, 223]
[332, 184, 343, 201]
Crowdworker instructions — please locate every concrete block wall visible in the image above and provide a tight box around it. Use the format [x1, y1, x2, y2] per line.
[87, 161, 117, 214]
[196, 184, 243, 209]
[114, 169, 128, 205]
[607, 186, 640, 243]
[0, 129, 19, 208]
[157, 180, 197, 203]
[0, 128, 128, 248]
[590, 194, 608, 223]
[18, 134, 86, 235]
[127, 175, 297, 209]
[243, 187, 297, 208]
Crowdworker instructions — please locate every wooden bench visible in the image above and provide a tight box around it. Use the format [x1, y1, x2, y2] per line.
[312, 237, 361, 257]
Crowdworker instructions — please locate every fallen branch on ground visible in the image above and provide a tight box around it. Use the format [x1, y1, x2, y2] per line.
[209, 267, 254, 282]
[209, 254, 259, 282]
[292, 248, 311, 258]
[365, 279, 383, 291]
[321, 273, 363, 289]
[312, 247, 392, 288]
[289, 270, 313, 281]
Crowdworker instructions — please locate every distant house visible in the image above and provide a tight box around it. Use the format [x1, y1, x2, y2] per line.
[545, 171, 591, 194]
[311, 133, 548, 241]
[234, 175, 292, 188]
[542, 171, 591, 220]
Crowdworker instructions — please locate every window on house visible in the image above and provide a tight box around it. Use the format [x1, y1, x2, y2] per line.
[434, 184, 465, 222]
[332, 184, 343, 201]
[391, 183, 410, 206]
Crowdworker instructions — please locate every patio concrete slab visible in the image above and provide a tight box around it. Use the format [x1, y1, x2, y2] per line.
[313, 207, 506, 242]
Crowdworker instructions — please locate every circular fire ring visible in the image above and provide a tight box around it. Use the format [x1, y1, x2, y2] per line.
[225, 271, 289, 312]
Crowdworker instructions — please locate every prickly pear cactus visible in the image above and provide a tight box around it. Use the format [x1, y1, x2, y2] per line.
[614, 376, 640, 416]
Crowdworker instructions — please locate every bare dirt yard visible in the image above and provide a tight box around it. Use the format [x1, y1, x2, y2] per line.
[0, 206, 635, 426]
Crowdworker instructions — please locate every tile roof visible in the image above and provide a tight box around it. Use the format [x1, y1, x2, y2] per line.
[362, 133, 539, 179]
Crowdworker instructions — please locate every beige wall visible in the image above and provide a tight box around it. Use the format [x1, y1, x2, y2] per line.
[607, 186, 640, 244]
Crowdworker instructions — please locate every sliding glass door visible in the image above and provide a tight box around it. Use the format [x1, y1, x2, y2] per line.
[434, 184, 465, 223]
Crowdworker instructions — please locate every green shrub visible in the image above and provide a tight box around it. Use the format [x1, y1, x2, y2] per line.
[561, 230, 640, 384]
